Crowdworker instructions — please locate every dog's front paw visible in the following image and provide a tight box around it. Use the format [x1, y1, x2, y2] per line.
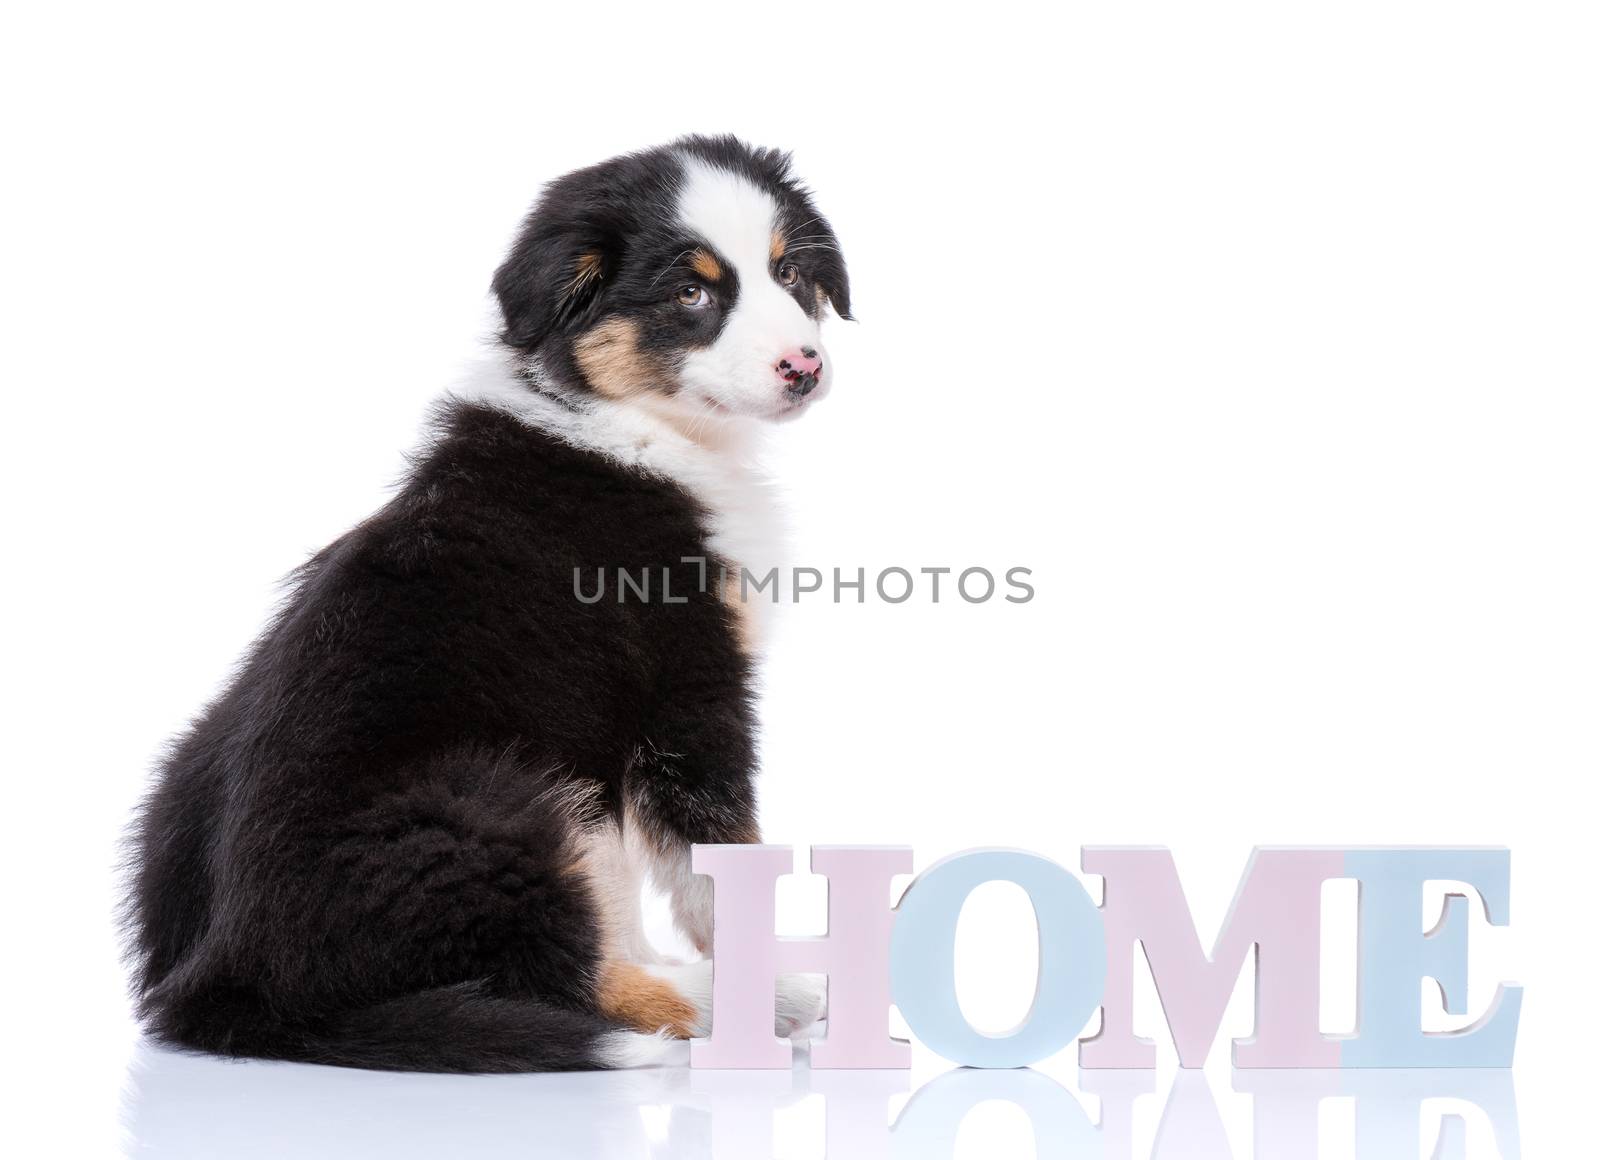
[671, 876, 716, 957]
[774, 973, 827, 1039]
[643, 963, 825, 1039]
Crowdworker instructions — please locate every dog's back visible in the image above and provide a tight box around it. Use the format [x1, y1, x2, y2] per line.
[127, 406, 739, 1071]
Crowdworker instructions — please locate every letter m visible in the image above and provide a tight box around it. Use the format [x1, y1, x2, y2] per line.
[1080, 847, 1343, 1069]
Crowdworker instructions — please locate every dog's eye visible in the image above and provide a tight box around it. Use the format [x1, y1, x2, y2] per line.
[777, 262, 800, 287]
[677, 284, 710, 308]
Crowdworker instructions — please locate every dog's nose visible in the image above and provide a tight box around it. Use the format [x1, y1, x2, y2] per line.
[776, 347, 824, 398]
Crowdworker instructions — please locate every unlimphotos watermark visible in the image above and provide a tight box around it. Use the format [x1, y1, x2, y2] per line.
[574, 559, 1034, 605]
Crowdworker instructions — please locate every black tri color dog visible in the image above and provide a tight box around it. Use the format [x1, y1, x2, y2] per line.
[126, 136, 851, 1072]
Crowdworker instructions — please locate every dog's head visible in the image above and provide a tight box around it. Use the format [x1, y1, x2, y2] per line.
[492, 135, 851, 425]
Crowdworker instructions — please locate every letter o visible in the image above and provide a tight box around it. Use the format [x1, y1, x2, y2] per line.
[876, 567, 914, 604]
[890, 849, 1107, 1068]
[957, 567, 995, 603]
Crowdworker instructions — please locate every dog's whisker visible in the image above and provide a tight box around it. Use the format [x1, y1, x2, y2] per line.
[649, 250, 696, 289]
[687, 396, 722, 442]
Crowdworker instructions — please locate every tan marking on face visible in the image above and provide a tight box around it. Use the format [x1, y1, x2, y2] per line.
[689, 249, 722, 282]
[573, 317, 660, 399]
[770, 231, 786, 262]
[596, 960, 700, 1037]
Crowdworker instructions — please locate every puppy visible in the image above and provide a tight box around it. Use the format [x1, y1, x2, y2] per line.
[126, 135, 850, 1072]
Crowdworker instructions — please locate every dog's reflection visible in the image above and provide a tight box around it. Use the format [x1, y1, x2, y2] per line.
[123, 1044, 706, 1158]
[123, 1041, 1520, 1159]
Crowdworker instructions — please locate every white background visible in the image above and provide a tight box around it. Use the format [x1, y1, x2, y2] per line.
[3, 2, 1596, 1156]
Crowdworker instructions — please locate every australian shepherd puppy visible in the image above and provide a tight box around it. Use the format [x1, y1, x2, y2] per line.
[126, 135, 850, 1072]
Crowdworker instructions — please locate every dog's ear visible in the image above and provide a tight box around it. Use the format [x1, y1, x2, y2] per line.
[816, 250, 853, 321]
[492, 202, 614, 351]
[808, 220, 853, 321]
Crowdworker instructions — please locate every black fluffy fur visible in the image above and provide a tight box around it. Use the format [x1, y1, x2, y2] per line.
[124, 135, 851, 1072]
[128, 407, 756, 1070]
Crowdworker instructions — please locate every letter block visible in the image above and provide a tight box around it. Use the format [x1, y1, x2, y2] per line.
[690, 844, 912, 1069]
[1082, 846, 1521, 1069]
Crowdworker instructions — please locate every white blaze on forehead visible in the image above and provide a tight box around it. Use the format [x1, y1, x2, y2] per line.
[675, 157, 780, 280]
[671, 153, 827, 429]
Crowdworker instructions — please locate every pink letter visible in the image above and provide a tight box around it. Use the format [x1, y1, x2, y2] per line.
[690, 844, 913, 1069]
[1081, 847, 1343, 1069]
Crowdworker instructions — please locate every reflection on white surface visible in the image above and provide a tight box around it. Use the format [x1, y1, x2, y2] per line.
[1234, 1069, 1521, 1160]
[122, 1040, 1520, 1159]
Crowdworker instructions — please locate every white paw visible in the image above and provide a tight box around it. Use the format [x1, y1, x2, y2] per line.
[643, 963, 826, 1038]
[774, 972, 827, 1039]
[645, 959, 714, 1037]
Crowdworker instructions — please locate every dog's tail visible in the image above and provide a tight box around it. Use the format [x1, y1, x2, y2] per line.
[147, 980, 677, 1073]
